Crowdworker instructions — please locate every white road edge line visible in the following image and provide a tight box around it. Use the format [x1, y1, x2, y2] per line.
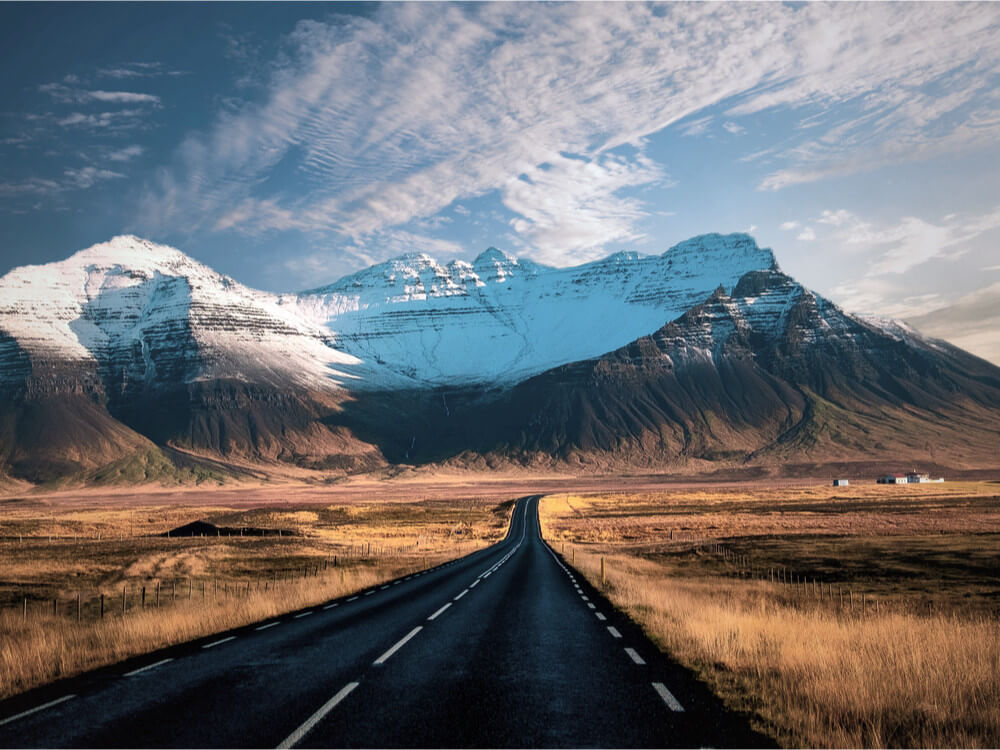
[607, 626, 622, 638]
[323, 603, 339, 610]
[256, 621, 281, 631]
[469, 579, 480, 588]
[427, 602, 452, 621]
[652, 682, 685, 712]
[124, 658, 173, 677]
[293, 611, 314, 619]
[277, 681, 359, 749]
[347, 596, 359, 602]
[0, 694, 75, 727]
[202, 635, 236, 649]
[625, 647, 646, 665]
[454, 589, 469, 601]
[373, 626, 423, 665]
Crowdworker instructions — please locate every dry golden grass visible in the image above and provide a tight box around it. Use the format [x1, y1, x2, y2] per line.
[0, 495, 515, 700]
[540, 484, 1000, 748]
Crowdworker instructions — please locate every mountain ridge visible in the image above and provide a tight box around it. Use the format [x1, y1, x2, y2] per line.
[1, 233, 998, 486]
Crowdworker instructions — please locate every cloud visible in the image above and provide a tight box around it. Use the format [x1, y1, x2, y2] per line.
[797, 227, 816, 241]
[57, 109, 149, 130]
[97, 62, 186, 79]
[723, 121, 745, 135]
[501, 153, 666, 263]
[821, 207, 1000, 275]
[906, 281, 1000, 365]
[107, 145, 145, 162]
[136, 3, 1000, 266]
[679, 116, 712, 137]
[780, 221, 799, 231]
[87, 90, 160, 104]
[0, 178, 62, 197]
[0, 167, 124, 197]
[63, 167, 125, 189]
[39, 82, 160, 106]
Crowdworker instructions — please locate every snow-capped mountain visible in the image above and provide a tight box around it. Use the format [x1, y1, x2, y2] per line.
[0, 235, 364, 396]
[1, 232, 998, 484]
[286, 233, 778, 388]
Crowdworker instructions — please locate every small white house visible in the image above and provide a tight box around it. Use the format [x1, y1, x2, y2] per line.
[833, 479, 850, 487]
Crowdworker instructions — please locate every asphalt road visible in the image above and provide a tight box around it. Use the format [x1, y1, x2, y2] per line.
[0, 496, 772, 748]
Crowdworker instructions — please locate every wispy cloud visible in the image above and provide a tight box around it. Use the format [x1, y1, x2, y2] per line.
[97, 62, 186, 79]
[40, 82, 160, 106]
[57, 109, 148, 129]
[821, 207, 1000, 275]
[136, 3, 1000, 266]
[107, 145, 144, 162]
[62, 167, 125, 189]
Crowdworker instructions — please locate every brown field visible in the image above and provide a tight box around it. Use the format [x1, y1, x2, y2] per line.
[0, 493, 516, 701]
[539, 481, 1000, 748]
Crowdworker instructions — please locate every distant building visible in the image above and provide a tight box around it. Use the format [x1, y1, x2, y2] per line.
[878, 472, 944, 484]
[833, 479, 849, 486]
[877, 473, 908, 484]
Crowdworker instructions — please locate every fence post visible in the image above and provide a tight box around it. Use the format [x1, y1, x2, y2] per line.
[123, 584, 127, 615]
[77, 592, 81, 622]
[172, 580, 176, 603]
[572, 548, 575, 564]
[100, 593, 105, 619]
[141, 586, 146, 609]
[156, 582, 160, 607]
[601, 557, 606, 586]
[53, 598, 56, 617]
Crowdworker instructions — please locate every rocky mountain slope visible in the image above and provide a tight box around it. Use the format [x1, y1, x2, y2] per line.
[1, 233, 998, 484]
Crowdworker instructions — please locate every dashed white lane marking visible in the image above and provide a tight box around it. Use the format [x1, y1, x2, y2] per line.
[595, 612, 607, 621]
[256, 621, 281, 631]
[652, 682, 685, 712]
[607, 626, 622, 638]
[454, 589, 469, 601]
[347, 596, 359, 602]
[323, 603, 339, 610]
[581, 595, 589, 601]
[393, 581, 401, 585]
[625, 647, 646, 665]
[427, 602, 452, 621]
[277, 681, 359, 749]
[124, 658, 173, 677]
[587, 603, 596, 610]
[374, 626, 423, 666]
[0, 694, 75, 727]
[202, 635, 236, 649]
[294, 611, 314, 619]
[380, 585, 390, 590]
[469, 579, 480, 588]
[364, 590, 375, 596]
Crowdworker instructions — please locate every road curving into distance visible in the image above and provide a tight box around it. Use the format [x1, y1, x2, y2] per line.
[0, 496, 772, 748]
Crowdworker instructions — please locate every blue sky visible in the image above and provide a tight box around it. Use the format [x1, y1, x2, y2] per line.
[2, 2, 1000, 360]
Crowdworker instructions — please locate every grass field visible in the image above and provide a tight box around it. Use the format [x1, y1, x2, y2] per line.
[0, 494, 515, 700]
[539, 481, 1000, 748]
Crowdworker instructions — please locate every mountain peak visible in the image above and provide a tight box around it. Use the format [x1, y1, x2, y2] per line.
[664, 232, 779, 273]
[473, 246, 515, 266]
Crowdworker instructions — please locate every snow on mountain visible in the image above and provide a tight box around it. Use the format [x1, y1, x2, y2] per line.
[0, 232, 790, 394]
[285, 233, 780, 388]
[0, 235, 363, 392]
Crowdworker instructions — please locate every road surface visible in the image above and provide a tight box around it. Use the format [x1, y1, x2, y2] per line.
[0, 496, 771, 748]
